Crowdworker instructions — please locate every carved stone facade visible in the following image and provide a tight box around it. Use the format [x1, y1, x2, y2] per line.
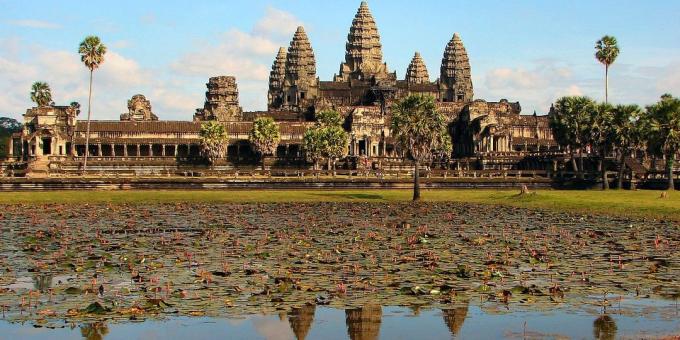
[193, 76, 243, 121]
[9, 1, 557, 176]
[120, 94, 158, 121]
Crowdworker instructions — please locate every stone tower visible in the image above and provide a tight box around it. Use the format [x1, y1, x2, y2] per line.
[283, 26, 318, 111]
[405, 52, 430, 84]
[439, 33, 473, 102]
[193, 76, 243, 121]
[334, 1, 392, 82]
[268, 47, 287, 109]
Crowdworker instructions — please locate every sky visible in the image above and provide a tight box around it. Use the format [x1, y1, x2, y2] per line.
[1, 0, 679, 121]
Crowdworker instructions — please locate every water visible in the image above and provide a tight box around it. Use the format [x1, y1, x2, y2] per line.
[1, 300, 678, 339]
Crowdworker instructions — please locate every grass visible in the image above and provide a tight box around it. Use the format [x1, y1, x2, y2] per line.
[1, 189, 679, 221]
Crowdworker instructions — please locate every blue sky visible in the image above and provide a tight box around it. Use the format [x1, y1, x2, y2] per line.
[1, 0, 679, 120]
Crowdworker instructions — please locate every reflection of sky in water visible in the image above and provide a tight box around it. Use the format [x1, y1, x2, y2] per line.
[0, 302, 678, 339]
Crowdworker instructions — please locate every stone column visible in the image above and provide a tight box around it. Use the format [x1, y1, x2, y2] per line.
[148, 144, 153, 157]
[162, 144, 166, 157]
[136, 144, 140, 157]
[174, 144, 179, 157]
[111, 144, 116, 157]
[123, 144, 128, 157]
[97, 143, 102, 156]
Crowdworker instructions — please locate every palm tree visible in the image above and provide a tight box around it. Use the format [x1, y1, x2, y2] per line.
[391, 94, 452, 201]
[646, 94, 680, 191]
[610, 104, 643, 189]
[248, 117, 281, 170]
[590, 102, 614, 190]
[549, 96, 596, 179]
[199, 121, 228, 166]
[595, 35, 620, 104]
[30, 82, 52, 107]
[78, 35, 107, 172]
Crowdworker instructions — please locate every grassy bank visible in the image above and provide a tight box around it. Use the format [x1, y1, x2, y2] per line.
[1, 189, 679, 221]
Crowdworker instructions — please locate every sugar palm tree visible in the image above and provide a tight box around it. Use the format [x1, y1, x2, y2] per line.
[249, 117, 281, 170]
[391, 94, 452, 201]
[30, 82, 52, 107]
[646, 94, 680, 191]
[610, 104, 643, 189]
[595, 35, 620, 104]
[590, 102, 615, 190]
[549, 96, 596, 179]
[78, 35, 107, 171]
[199, 121, 228, 166]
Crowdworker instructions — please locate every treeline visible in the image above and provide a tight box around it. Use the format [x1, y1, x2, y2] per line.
[0, 117, 22, 159]
[549, 94, 680, 190]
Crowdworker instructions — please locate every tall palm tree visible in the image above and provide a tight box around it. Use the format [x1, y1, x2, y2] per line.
[30, 81, 52, 107]
[199, 121, 229, 166]
[549, 96, 596, 179]
[595, 35, 620, 104]
[391, 94, 452, 201]
[78, 35, 107, 172]
[646, 94, 680, 191]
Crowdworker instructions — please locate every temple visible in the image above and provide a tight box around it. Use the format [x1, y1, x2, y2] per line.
[5, 1, 556, 176]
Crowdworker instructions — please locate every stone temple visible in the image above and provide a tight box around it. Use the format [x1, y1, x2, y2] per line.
[6, 1, 556, 176]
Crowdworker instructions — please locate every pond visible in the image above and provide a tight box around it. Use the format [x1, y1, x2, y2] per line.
[0, 201, 678, 338]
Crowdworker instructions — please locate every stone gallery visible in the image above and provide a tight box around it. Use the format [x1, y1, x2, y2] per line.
[7, 2, 556, 176]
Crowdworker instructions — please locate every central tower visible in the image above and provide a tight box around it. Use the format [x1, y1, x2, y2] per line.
[334, 1, 392, 83]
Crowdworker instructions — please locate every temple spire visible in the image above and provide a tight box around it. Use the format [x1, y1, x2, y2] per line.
[439, 33, 473, 102]
[335, 1, 389, 81]
[285, 26, 317, 84]
[406, 52, 429, 84]
[267, 47, 287, 109]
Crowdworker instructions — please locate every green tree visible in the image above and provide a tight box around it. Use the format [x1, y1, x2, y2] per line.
[549, 96, 597, 179]
[646, 94, 680, 191]
[321, 125, 349, 172]
[30, 82, 52, 107]
[199, 121, 228, 165]
[303, 127, 325, 170]
[315, 109, 344, 127]
[595, 35, 620, 103]
[78, 35, 107, 172]
[391, 94, 452, 201]
[610, 104, 643, 189]
[248, 117, 280, 170]
[590, 102, 615, 189]
[0, 117, 22, 159]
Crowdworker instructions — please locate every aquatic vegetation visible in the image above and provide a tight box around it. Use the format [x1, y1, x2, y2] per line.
[0, 201, 678, 326]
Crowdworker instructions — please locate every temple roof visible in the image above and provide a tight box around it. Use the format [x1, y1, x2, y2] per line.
[440, 33, 473, 101]
[405, 52, 430, 84]
[336, 1, 388, 81]
[285, 26, 316, 84]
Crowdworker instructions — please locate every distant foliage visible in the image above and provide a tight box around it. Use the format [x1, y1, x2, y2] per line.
[0, 117, 22, 158]
[646, 94, 680, 190]
[303, 110, 349, 169]
[199, 121, 228, 164]
[249, 117, 280, 157]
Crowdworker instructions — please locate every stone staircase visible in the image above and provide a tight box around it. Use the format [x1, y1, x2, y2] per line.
[27, 158, 50, 178]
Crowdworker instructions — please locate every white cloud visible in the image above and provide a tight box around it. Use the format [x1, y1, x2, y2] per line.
[7, 19, 61, 29]
[0, 7, 304, 120]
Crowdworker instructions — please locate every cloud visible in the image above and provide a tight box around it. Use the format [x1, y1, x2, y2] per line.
[7, 19, 61, 29]
[0, 7, 304, 120]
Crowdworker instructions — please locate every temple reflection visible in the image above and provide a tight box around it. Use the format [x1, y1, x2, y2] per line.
[288, 304, 316, 340]
[346, 305, 382, 340]
[442, 303, 469, 337]
[80, 322, 109, 340]
[593, 314, 617, 340]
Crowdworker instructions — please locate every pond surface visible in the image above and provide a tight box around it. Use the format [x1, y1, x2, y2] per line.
[1, 301, 678, 339]
[0, 201, 678, 338]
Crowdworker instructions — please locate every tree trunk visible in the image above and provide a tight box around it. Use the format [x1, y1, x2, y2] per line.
[261, 154, 266, 171]
[605, 65, 609, 104]
[571, 152, 578, 176]
[413, 159, 421, 201]
[83, 69, 94, 173]
[578, 149, 584, 180]
[616, 150, 626, 190]
[667, 153, 676, 191]
[601, 146, 609, 190]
